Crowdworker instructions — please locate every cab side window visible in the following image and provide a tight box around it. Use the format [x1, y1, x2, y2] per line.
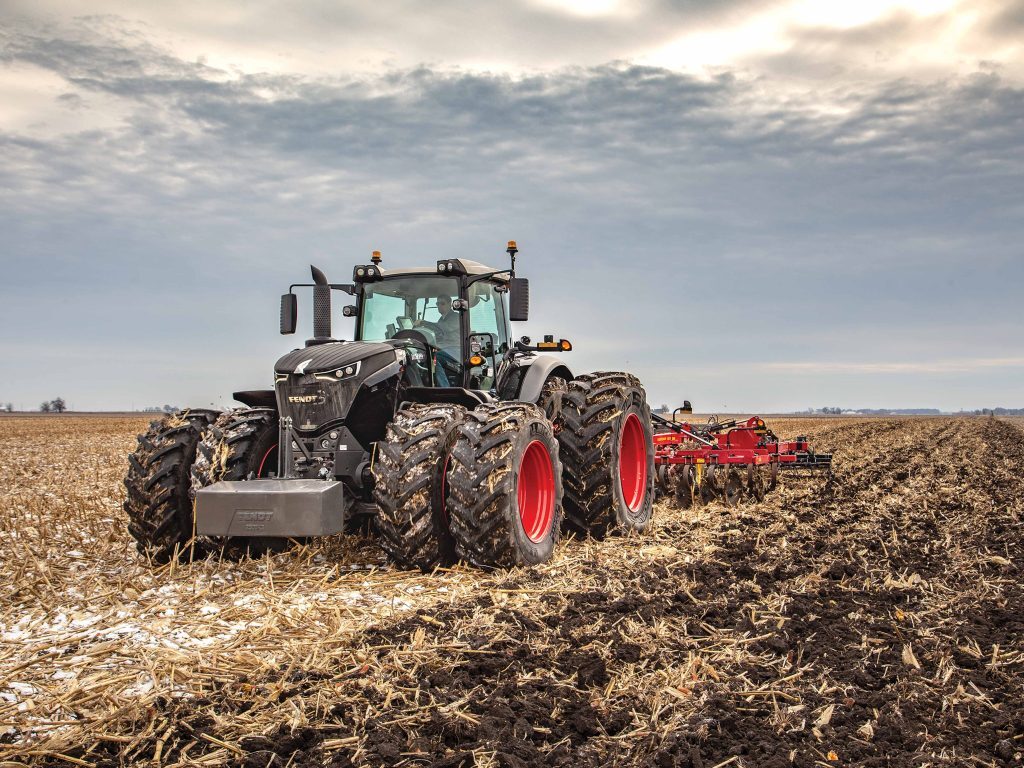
[467, 281, 511, 391]
[468, 282, 510, 354]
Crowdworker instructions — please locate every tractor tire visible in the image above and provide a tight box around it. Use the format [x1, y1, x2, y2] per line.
[558, 372, 656, 538]
[124, 409, 219, 563]
[190, 407, 288, 559]
[372, 404, 466, 571]
[538, 376, 569, 424]
[447, 403, 563, 568]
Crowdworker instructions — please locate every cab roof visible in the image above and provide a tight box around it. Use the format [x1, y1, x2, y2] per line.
[374, 260, 509, 282]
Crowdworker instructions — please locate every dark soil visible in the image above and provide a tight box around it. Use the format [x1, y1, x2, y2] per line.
[41, 418, 1024, 767]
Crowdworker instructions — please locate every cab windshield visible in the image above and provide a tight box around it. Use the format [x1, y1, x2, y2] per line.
[359, 275, 461, 355]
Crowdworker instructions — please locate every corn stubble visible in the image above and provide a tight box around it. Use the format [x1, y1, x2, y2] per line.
[0, 414, 1021, 767]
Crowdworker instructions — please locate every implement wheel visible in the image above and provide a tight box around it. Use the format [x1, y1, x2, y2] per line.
[559, 372, 655, 538]
[124, 409, 219, 563]
[447, 403, 563, 568]
[373, 404, 466, 571]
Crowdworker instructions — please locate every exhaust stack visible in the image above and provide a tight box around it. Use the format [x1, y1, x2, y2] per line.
[309, 265, 333, 346]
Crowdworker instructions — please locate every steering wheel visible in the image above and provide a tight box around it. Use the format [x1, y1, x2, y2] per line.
[414, 319, 443, 334]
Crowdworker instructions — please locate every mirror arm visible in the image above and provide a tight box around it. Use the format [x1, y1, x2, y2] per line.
[465, 270, 511, 287]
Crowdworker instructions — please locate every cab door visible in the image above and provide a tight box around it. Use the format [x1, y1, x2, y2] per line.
[465, 280, 511, 390]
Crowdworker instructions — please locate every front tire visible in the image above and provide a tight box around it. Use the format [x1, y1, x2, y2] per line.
[448, 403, 563, 568]
[190, 408, 287, 558]
[124, 409, 219, 563]
[372, 404, 466, 571]
[559, 372, 655, 538]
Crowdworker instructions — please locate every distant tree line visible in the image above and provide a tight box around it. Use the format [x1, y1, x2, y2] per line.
[805, 407, 942, 415]
[958, 407, 1024, 416]
[802, 407, 1024, 416]
[39, 398, 67, 413]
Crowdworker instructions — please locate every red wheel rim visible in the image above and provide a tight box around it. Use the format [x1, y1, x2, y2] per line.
[257, 444, 278, 478]
[517, 440, 556, 543]
[619, 412, 647, 513]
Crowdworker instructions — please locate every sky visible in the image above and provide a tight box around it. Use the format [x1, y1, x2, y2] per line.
[1, 0, 1022, 412]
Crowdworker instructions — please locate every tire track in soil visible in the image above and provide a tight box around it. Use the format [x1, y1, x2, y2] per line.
[41, 419, 1024, 768]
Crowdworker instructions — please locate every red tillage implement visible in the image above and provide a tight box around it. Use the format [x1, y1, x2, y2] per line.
[651, 412, 832, 508]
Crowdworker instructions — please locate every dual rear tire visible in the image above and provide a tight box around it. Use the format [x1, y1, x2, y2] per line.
[373, 402, 563, 570]
[372, 371, 655, 570]
[447, 403, 563, 568]
[124, 409, 219, 563]
[123, 407, 286, 563]
[372, 404, 466, 571]
[191, 408, 287, 558]
[558, 372, 655, 538]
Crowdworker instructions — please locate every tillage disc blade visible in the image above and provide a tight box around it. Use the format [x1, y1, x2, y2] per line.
[747, 464, 767, 501]
[672, 465, 696, 509]
[701, 465, 721, 504]
[722, 468, 745, 507]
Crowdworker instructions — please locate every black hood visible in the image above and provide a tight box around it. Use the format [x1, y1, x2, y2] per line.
[274, 341, 394, 376]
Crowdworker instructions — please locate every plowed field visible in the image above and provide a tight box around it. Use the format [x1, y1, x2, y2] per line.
[0, 415, 1021, 767]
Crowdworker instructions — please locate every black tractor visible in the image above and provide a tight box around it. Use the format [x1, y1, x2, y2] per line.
[124, 243, 655, 569]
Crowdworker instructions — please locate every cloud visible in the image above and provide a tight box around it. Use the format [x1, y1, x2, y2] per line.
[0, 14, 1022, 411]
[5, 0, 1020, 82]
[760, 357, 1024, 374]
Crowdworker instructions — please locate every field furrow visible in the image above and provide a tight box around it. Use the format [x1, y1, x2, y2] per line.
[0, 415, 1020, 767]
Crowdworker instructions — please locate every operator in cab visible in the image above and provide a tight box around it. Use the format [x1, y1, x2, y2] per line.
[418, 292, 462, 386]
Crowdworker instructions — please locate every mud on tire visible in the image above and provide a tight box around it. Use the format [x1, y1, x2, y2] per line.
[191, 407, 287, 559]
[448, 403, 563, 568]
[124, 409, 219, 563]
[372, 404, 466, 571]
[558, 371, 655, 538]
[538, 376, 569, 423]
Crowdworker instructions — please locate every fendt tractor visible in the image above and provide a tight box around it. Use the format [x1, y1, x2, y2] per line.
[123, 243, 656, 570]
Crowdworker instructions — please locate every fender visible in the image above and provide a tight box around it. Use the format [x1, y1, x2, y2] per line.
[403, 387, 494, 410]
[233, 390, 277, 408]
[515, 355, 574, 404]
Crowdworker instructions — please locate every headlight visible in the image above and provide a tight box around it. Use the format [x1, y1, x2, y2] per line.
[314, 360, 362, 382]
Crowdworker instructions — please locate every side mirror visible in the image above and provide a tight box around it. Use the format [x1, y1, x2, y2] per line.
[469, 332, 496, 358]
[342, 305, 357, 317]
[280, 293, 297, 335]
[509, 278, 529, 322]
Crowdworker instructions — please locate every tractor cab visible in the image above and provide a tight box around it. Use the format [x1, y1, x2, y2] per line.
[275, 243, 557, 422]
[353, 259, 514, 392]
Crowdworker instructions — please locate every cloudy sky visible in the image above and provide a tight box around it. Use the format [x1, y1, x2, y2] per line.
[1, 0, 1022, 412]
